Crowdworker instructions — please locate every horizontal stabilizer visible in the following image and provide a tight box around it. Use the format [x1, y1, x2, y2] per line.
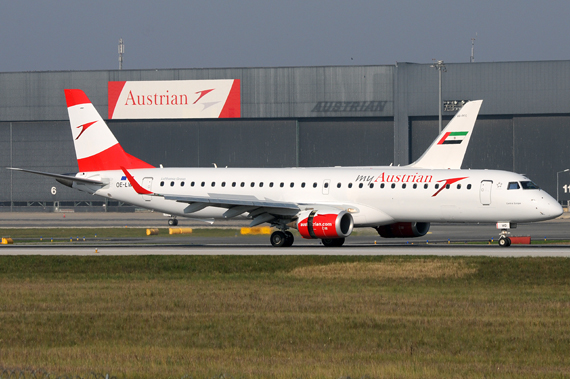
[7, 167, 105, 186]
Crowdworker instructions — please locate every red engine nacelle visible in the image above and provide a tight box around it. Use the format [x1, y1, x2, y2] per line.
[297, 210, 354, 239]
[374, 222, 430, 238]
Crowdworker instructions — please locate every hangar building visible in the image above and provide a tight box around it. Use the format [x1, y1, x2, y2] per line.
[1, 60, 570, 211]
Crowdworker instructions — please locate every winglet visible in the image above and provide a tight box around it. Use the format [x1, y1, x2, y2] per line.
[409, 100, 483, 169]
[120, 166, 153, 195]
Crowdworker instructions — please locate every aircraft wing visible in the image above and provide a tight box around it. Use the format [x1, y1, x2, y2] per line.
[164, 194, 300, 211]
[6, 167, 105, 186]
[164, 194, 301, 226]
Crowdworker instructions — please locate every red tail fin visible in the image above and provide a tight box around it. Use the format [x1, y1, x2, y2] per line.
[65, 89, 154, 172]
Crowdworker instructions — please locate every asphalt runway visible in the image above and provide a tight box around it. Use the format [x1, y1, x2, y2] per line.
[1, 244, 570, 257]
[1, 212, 570, 256]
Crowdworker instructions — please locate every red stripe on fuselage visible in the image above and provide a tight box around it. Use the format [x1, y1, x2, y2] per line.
[120, 166, 153, 195]
[77, 143, 155, 172]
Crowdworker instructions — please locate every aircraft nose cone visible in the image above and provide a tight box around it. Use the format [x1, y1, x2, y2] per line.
[542, 197, 563, 219]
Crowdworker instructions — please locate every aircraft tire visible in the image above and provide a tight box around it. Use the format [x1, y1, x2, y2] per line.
[498, 236, 511, 247]
[283, 231, 294, 247]
[270, 231, 287, 247]
[322, 238, 345, 247]
[168, 219, 178, 227]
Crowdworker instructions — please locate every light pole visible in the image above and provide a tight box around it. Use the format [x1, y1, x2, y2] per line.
[431, 60, 446, 133]
[556, 169, 569, 203]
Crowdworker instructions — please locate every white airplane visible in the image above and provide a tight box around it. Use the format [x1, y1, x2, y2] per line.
[10, 90, 563, 247]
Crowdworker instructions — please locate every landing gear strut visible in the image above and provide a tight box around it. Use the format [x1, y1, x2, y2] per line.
[496, 222, 515, 247]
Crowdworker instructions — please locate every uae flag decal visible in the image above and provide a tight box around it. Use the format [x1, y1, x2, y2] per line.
[437, 131, 468, 145]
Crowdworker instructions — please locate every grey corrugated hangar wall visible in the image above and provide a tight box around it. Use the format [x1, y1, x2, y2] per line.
[1, 61, 570, 211]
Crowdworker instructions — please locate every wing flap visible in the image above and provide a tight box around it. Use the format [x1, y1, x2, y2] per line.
[164, 194, 300, 211]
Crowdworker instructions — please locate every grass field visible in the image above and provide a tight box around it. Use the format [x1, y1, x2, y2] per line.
[0, 255, 570, 378]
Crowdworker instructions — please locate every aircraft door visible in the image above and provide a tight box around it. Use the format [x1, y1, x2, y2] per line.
[142, 177, 153, 201]
[480, 180, 492, 205]
[322, 179, 331, 195]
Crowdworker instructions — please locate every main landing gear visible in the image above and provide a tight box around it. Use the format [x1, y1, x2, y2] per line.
[168, 218, 178, 226]
[269, 230, 346, 247]
[270, 230, 294, 247]
[322, 238, 345, 247]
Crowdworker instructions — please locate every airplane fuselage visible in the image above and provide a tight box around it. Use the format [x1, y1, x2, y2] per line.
[74, 166, 562, 226]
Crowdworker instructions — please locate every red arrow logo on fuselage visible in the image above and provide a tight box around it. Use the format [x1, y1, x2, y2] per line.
[75, 121, 97, 140]
[432, 177, 468, 197]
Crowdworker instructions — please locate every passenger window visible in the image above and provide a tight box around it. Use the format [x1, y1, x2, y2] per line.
[232, 182, 236, 187]
[324, 182, 329, 188]
[402, 184, 406, 189]
[191, 181, 195, 187]
[259, 182, 264, 188]
[467, 184, 472, 190]
[290, 182, 294, 188]
[456, 184, 461, 189]
[391, 183, 395, 189]
[269, 182, 274, 187]
[358, 183, 363, 188]
[413, 183, 417, 189]
[337, 183, 341, 188]
[348, 183, 353, 188]
[424, 184, 428, 189]
[445, 184, 450, 189]
[251, 182, 255, 187]
[369, 183, 374, 189]
[170, 181, 175, 187]
[201, 182, 205, 187]
[435, 184, 440, 189]
[211, 182, 216, 187]
[301, 182, 305, 188]
[313, 182, 317, 188]
[160, 181, 164, 187]
[380, 183, 385, 189]
[181, 182, 185, 187]
[221, 182, 226, 187]
[508, 182, 521, 190]
[280, 182, 284, 188]
[240, 182, 245, 187]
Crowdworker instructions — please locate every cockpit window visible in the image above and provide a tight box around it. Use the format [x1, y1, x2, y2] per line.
[507, 182, 520, 190]
[520, 181, 539, 190]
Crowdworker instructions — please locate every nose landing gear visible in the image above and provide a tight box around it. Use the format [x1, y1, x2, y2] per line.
[498, 235, 512, 247]
[496, 222, 516, 247]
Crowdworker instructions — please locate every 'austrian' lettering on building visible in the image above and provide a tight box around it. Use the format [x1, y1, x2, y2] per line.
[124, 90, 189, 106]
[312, 101, 387, 112]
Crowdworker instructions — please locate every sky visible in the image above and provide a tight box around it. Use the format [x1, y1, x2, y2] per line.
[1, 0, 569, 72]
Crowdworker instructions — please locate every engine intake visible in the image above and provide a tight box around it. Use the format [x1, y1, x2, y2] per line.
[297, 210, 354, 239]
[374, 222, 430, 238]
